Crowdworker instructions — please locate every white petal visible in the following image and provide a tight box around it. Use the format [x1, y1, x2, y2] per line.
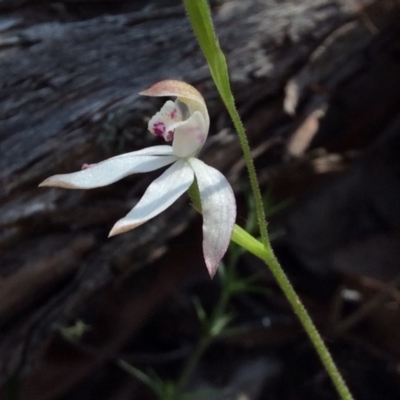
[182, 99, 209, 134]
[109, 159, 194, 236]
[148, 100, 183, 141]
[126, 145, 174, 156]
[188, 158, 236, 277]
[172, 111, 207, 158]
[39, 148, 177, 189]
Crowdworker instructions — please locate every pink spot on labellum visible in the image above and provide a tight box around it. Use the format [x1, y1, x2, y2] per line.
[170, 108, 177, 119]
[152, 121, 166, 137]
[166, 130, 174, 141]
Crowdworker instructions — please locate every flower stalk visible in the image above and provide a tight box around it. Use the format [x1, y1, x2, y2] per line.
[183, 1, 354, 399]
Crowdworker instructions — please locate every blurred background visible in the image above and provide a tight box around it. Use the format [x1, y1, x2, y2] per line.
[1, 0, 400, 399]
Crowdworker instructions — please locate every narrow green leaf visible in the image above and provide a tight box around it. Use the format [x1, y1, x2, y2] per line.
[118, 360, 162, 395]
[183, 0, 232, 106]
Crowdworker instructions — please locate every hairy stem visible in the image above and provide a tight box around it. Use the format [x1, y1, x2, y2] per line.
[184, 1, 354, 398]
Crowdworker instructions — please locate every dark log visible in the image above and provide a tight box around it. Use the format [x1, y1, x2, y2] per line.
[0, 0, 399, 396]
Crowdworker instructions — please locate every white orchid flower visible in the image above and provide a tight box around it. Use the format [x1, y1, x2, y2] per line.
[39, 80, 236, 277]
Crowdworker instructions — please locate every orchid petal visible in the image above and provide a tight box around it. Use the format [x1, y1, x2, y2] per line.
[39, 149, 177, 189]
[188, 158, 236, 277]
[125, 145, 174, 156]
[140, 80, 209, 132]
[109, 159, 194, 236]
[148, 100, 182, 141]
[172, 111, 207, 158]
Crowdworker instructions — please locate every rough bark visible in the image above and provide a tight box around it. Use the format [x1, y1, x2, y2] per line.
[0, 0, 399, 395]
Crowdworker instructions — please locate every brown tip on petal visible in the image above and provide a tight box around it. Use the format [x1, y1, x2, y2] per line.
[108, 221, 144, 237]
[140, 80, 204, 103]
[38, 178, 78, 189]
[38, 178, 58, 188]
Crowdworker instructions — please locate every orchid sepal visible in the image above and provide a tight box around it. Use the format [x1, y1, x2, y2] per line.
[39, 146, 177, 189]
[108, 159, 194, 236]
[188, 158, 236, 277]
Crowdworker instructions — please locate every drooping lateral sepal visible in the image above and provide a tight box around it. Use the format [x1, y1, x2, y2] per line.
[109, 159, 194, 236]
[188, 158, 236, 277]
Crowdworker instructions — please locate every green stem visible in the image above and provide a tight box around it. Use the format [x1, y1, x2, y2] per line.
[184, 1, 354, 399]
[226, 101, 270, 248]
[215, 40, 354, 400]
[231, 224, 267, 260]
[222, 74, 354, 400]
[233, 224, 354, 398]
[262, 240, 353, 399]
[227, 93, 354, 400]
